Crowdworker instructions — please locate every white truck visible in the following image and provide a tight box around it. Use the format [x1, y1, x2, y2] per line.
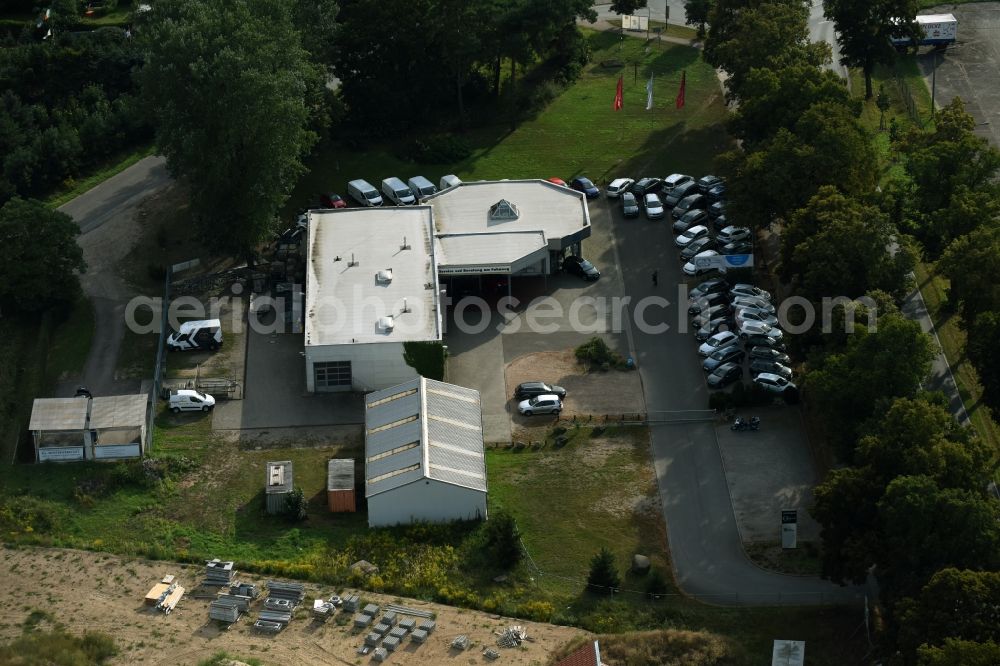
[892, 14, 957, 50]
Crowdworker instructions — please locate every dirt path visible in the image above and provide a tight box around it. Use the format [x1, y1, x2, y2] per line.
[0, 546, 584, 665]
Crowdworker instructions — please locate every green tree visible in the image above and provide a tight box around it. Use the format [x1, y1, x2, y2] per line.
[967, 311, 1000, 414]
[939, 225, 1000, 325]
[918, 639, 1000, 666]
[611, 0, 647, 14]
[896, 569, 1000, 659]
[284, 486, 307, 521]
[0, 197, 85, 313]
[586, 547, 620, 593]
[823, 0, 920, 99]
[684, 0, 712, 38]
[481, 510, 522, 570]
[780, 186, 913, 300]
[137, 0, 320, 258]
[704, 0, 828, 101]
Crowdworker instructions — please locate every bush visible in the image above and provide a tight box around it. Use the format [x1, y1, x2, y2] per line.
[283, 487, 307, 521]
[575, 336, 625, 369]
[645, 568, 670, 596]
[399, 134, 471, 164]
[481, 511, 522, 570]
[402, 341, 446, 380]
[587, 547, 620, 594]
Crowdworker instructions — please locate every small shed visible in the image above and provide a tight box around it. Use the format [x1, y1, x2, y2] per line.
[29, 397, 89, 462]
[265, 460, 293, 515]
[89, 394, 147, 460]
[29, 393, 148, 462]
[327, 458, 356, 512]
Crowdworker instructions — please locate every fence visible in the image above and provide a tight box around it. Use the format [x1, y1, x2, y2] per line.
[894, 66, 925, 129]
[552, 410, 718, 426]
[147, 267, 171, 456]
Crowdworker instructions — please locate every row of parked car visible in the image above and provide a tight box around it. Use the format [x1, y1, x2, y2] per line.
[319, 174, 465, 209]
[685, 278, 798, 396]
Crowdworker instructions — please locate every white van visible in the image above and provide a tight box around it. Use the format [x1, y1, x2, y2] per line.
[166, 319, 222, 351]
[168, 389, 216, 413]
[439, 174, 462, 191]
[407, 176, 437, 199]
[381, 177, 416, 205]
[347, 179, 383, 207]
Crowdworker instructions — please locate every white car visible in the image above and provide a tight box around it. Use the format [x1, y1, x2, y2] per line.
[605, 177, 635, 198]
[734, 307, 779, 327]
[517, 394, 563, 416]
[675, 224, 709, 248]
[729, 284, 771, 301]
[754, 373, 798, 394]
[738, 320, 783, 340]
[698, 330, 739, 357]
[731, 295, 775, 314]
[168, 389, 216, 413]
[644, 193, 665, 219]
[683, 249, 723, 276]
[662, 173, 693, 192]
[718, 225, 752, 244]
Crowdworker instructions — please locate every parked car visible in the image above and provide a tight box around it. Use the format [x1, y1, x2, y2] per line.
[632, 177, 663, 195]
[515, 381, 567, 400]
[731, 295, 775, 313]
[695, 317, 734, 341]
[730, 284, 772, 301]
[570, 176, 600, 198]
[672, 193, 709, 220]
[169, 389, 216, 413]
[749, 359, 793, 380]
[735, 307, 779, 327]
[347, 179, 383, 207]
[381, 177, 416, 205]
[662, 173, 694, 193]
[517, 394, 563, 416]
[688, 291, 729, 315]
[664, 180, 699, 207]
[753, 373, 797, 394]
[748, 346, 790, 363]
[680, 236, 717, 261]
[708, 200, 726, 219]
[675, 224, 710, 248]
[707, 362, 743, 389]
[683, 249, 723, 276]
[707, 181, 726, 202]
[644, 193, 665, 220]
[440, 174, 462, 190]
[672, 208, 709, 234]
[689, 278, 729, 300]
[738, 320, 783, 341]
[547, 177, 568, 187]
[167, 319, 223, 352]
[743, 334, 787, 351]
[692, 304, 731, 329]
[319, 192, 347, 208]
[718, 225, 752, 243]
[696, 175, 724, 194]
[702, 345, 745, 373]
[713, 214, 731, 232]
[606, 177, 635, 198]
[407, 176, 437, 198]
[621, 191, 640, 218]
[721, 239, 752, 255]
[699, 330, 739, 356]
[563, 255, 601, 281]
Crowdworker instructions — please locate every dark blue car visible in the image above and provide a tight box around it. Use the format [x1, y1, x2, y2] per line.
[570, 176, 600, 199]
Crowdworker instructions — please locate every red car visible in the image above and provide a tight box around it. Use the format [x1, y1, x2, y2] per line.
[320, 192, 347, 208]
[546, 177, 568, 187]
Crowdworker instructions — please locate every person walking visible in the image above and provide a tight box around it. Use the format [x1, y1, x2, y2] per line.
[651, 270, 658, 287]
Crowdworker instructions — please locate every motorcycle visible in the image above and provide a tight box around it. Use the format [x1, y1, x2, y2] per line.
[730, 415, 760, 432]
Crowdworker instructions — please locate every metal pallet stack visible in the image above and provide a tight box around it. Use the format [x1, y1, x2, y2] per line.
[266, 580, 305, 606]
[204, 560, 236, 586]
[209, 597, 242, 624]
[497, 625, 527, 648]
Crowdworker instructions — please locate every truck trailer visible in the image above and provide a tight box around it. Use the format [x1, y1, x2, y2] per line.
[892, 14, 957, 50]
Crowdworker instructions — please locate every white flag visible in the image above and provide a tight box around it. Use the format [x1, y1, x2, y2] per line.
[646, 73, 654, 111]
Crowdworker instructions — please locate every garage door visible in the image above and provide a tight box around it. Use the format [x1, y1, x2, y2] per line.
[314, 361, 352, 392]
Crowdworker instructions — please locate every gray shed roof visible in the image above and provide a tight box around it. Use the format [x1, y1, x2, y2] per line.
[90, 394, 147, 430]
[265, 460, 293, 494]
[327, 458, 355, 491]
[364, 377, 486, 498]
[28, 397, 89, 432]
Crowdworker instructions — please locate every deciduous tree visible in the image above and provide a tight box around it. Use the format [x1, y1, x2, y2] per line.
[966, 311, 1000, 414]
[918, 639, 1000, 666]
[0, 197, 85, 313]
[684, 0, 712, 38]
[611, 0, 647, 15]
[939, 225, 1000, 325]
[587, 547, 620, 593]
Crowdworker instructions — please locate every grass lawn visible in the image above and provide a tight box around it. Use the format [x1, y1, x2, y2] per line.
[285, 29, 730, 220]
[45, 295, 95, 384]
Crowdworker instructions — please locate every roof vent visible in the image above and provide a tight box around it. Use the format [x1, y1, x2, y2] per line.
[378, 316, 395, 332]
[489, 199, 519, 221]
[376, 268, 393, 284]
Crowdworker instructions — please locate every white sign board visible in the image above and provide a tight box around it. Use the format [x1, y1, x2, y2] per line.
[38, 446, 84, 462]
[438, 264, 511, 276]
[623, 15, 649, 31]
[781, 509, 798, 549]
[772, 640, 805, 666]
[693, 253, 754, 272]
[93, 444, 141, 460]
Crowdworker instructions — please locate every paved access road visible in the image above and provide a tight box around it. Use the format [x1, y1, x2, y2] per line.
[598, 196, 863, 605]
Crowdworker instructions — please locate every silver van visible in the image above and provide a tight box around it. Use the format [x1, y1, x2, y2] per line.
[439, 174, 462, 190]
[381, 177, 416, 205]
[347, 179, 383, 207]
[407, 176, 437, 199]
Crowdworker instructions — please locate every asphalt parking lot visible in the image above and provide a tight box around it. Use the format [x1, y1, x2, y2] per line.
[916, 3, 1000, 147]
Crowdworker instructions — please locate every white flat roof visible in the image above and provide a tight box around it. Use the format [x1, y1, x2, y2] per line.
[306, 208, 441, 347]
[436, 231, 547, 273]
[90, 394, 147, 430]
[29, 397, 89, 432]
[425, 179, 591, 250]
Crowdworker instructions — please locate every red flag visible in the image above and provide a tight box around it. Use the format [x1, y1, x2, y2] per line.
[613, 76, 623, 111]
[675, 70, 686, 109]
